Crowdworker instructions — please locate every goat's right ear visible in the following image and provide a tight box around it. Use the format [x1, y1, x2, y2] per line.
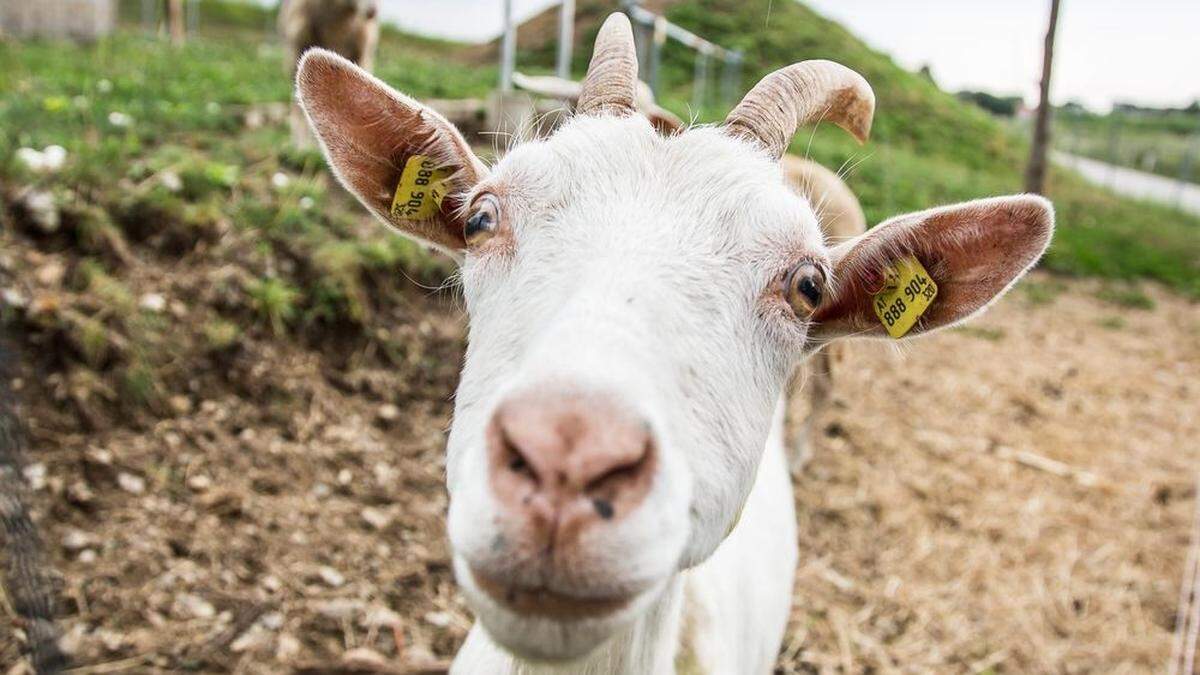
[296, 49, 487, 256]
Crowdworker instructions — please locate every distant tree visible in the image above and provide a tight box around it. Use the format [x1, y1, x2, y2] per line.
[917, 63, 935, 83]
[957, 90, 1022, 117]
[1025, 0, 1061, 195]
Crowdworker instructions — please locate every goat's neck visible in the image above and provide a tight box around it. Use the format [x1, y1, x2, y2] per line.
[455, 576, 686, 675]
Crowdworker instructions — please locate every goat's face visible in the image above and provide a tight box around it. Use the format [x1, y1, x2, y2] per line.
[445, 117, 813, 656]
[298, 13, 1053, 663]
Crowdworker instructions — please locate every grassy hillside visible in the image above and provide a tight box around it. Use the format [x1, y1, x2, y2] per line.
[510, 0, 1199, 298]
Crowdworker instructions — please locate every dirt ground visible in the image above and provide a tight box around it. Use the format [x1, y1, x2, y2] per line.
[2, 271, 1198, 674]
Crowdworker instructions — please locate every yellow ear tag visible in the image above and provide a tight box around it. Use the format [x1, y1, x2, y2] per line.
[872, 255, 938, 338]
[390, 155, 453, 221]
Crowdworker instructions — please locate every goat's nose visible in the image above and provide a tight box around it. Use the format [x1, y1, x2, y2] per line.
[487, 387, 655, 540]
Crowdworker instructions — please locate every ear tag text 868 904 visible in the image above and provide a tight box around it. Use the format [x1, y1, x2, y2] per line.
[872, 255, 937, 338]
[391, 155, 452, 221]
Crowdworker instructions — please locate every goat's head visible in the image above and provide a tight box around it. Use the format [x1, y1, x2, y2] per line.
[296, 13, 1053, 662]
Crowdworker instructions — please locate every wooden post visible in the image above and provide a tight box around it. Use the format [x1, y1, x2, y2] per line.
[1024, 0, 1061, 195]
[166, 0, 185, 45]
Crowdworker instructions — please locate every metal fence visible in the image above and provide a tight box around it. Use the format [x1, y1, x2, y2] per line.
[497, 0, 742, 111]
[0, 0, 117, 41]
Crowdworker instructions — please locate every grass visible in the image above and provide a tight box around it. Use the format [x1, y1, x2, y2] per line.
[0, 0, 1196, 412]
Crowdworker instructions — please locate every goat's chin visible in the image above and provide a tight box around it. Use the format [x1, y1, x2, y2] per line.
[454, 556, 667, 661]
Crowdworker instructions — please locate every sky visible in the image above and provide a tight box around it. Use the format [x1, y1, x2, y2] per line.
[270, 0, 1200, 111]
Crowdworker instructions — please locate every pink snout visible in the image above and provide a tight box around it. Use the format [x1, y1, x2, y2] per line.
[487, 386, 656, 543]
[474, 386, 657, 617]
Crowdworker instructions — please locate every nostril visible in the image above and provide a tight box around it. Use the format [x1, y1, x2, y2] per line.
[500, 428, 539, 486]
[583, 438, 653, 493]
[592, 498, 614, 520]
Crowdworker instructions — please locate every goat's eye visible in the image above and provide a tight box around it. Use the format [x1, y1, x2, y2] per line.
[785, 263, 824, 317]
[464, 194, 500, 247]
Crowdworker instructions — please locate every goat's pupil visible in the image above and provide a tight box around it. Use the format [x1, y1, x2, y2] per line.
[798, 276, 821, 305]
[465, 211, 491, 236]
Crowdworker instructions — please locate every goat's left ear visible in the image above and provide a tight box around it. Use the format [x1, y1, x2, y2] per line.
[809, 195, 1054, 345]
[296, 49, 487, 257]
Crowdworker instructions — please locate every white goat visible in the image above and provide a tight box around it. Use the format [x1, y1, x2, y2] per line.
[296, 13, 1053, 674]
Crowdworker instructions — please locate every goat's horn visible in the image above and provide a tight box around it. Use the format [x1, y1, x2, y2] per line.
[577, 12, 639, 117]
[725, 60, 875, 160]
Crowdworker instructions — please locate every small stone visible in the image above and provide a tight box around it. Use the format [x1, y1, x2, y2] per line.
[84, 447, 113, 466]
[362, 606, 402, 629]
[342, 648, 389, 669]
[336, 469, 352, 486]
[23, 190, 59, 232]
[2, 287, 29, 309]
[78, 549, 97, 564]
[174, 593, 216, 620]
[186, 474, 212, 491]
[317, 566, 345, 588]
[139, 293, 167, 313]
[41, 145, 67, 171]
[107, 111, 132, 128]
[230, 626, 270, 653]
[423, 610, 453, 628]
[96, 628, 126, 652]
[62, 529, 94, 552]
[16, 147, 44, 171]
[313, 598, 364, 620]
[377, 403, 400, 423]
[168, 395, 192, 415]
[58, 623, 89, 657]
[66, 480, 95, 505]
[299, 196, 315, 210]
[160, 170, 182, 192]
[34, 260, 66, 287]
[260, 611, 284, 630]
[261, 575, 282, 592]
[360, 507, 391, 531]
[373, 462, 398, 487]
[271, 172, 291, 190]
[117, 472, 146, 495]
[22, 462, 46, 490]
[275, 633, 301, 661]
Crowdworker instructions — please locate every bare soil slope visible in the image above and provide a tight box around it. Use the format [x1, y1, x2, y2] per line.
[2, 271, 1197, 673]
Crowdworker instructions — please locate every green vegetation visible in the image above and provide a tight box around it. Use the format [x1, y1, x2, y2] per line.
[516, 0, 1200, 297]
[1056, 106, 1200, 185]
[0, 0, 1196, 420]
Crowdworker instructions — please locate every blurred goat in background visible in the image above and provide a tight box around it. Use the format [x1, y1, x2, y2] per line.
[279, 0, 379, 145]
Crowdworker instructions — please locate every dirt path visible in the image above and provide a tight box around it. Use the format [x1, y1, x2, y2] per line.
[5, 272, 1198, 673]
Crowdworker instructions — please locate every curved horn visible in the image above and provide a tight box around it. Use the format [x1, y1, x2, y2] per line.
[725, 60, 875, 160]
[577, 13, 639, 117]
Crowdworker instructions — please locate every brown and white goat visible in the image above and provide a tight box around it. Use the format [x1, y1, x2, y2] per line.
[279, 0, 379, 146]
[296, 13, 1053, 673]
